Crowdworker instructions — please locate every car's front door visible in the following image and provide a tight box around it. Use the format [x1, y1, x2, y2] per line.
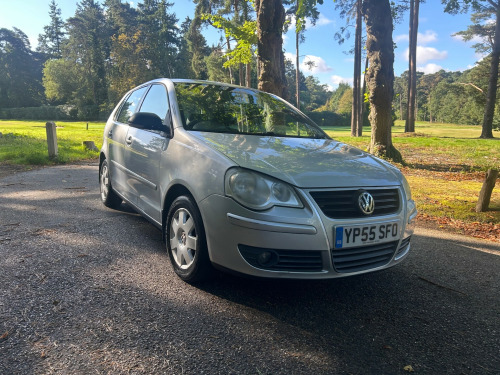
[125, 84, 171, 223]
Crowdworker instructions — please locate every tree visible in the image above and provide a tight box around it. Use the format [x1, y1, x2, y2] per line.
[333, 0, 365, 136]
[444, 0, 499, 138]
[64, 0, 111, 109]
[185, 17, 210, 79]
[284, 0, 323, 109]
[363, 0, 402, 162]
[205, 48, 233, 82]
[138, 0, 180, 78]
[0, 28, 44, 108]
[255, 0, 287, 97]
[37, 0, 65, 58]
[321, 82, 351, 112]
[405, 0, 420, 133]
[43, 58, 82, 104]
[104, 0, 145, 102]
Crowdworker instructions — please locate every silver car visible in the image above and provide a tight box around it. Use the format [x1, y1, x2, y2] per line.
[99, 79, 416, 282]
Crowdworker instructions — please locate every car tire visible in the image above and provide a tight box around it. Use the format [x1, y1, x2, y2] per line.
[100, 159, 122, 208]
[166, 196, 212, 282]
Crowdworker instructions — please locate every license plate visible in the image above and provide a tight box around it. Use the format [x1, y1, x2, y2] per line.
[334, 222, 400, 249]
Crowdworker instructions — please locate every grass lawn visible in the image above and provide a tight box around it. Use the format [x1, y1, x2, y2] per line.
[323, 121, 500, 171]
[1, 119, 499, 238]
[0, 120, 105, 165]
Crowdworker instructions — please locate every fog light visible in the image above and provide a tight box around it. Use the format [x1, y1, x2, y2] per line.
[257, 251, 278, 266]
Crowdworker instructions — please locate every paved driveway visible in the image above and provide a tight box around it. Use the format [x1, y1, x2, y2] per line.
[1, 164, 499, 374]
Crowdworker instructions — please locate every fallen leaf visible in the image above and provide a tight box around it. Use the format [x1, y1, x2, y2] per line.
[404, 365, 414, 372]
[0, 331, 8, 340]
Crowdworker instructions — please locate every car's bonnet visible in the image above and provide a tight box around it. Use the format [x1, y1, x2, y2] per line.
[191, 132, 401, 188]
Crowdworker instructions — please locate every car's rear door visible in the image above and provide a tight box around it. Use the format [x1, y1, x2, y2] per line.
[125, 83, 171, 223]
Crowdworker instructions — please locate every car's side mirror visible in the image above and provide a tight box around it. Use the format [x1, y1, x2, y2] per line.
[128, 112, 164, 131]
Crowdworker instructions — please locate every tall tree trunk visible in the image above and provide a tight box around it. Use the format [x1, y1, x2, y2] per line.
[239, 63, 244, 86]
[351, 0, 362, 137]
[405, 0, 419, 133]
[226, 36, 234, 84]
[481, 3, 500, 139]
[255, 0, 287, 97]
[296, 28, 300, 109]
[429, 93, 432, 123]
[360, 55, 368, 136]
[363, 0, 402, 162]
[246, 62, 251, 87]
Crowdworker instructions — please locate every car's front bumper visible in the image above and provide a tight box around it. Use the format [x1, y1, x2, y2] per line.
[199, 190, 415, 279]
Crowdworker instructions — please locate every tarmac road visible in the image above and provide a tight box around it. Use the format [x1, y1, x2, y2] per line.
[0, 164, 499, 375]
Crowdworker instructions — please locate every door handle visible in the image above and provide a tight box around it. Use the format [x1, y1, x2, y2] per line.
[125, 135, 133, 145]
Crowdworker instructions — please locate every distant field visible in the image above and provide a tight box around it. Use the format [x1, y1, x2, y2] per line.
[0, 120, 105, 165]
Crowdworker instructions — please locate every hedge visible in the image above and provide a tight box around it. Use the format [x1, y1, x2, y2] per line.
[0, 105, 110, 121]
[304, 111, 351, 127]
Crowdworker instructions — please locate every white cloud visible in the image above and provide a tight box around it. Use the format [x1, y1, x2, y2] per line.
[300, 55, 333, 73]
[284, 52, 296, 64]
[475, 51, 488, 62]
[418, 30, 438, 44]
[331, 75, 353, 86]
[286, 13, 333, 30]
[404, 46, 448, 64]
[311, 14, 333, 28]
[417, 63, 444, 74]
[395, 34, 408, 43]
[395, 30, 437, 45]
[326, 84, 334, 92]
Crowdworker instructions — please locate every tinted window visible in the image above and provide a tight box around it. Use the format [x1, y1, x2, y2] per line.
[116, 86, 149, 123]
[140, 84, 169, 121]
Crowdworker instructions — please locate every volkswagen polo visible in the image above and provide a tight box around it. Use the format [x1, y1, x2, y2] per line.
[99, 79, 416, 282]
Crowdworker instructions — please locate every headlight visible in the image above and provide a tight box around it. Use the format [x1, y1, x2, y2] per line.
[401, 175, 412, 201]
[225, 168, 302, 210]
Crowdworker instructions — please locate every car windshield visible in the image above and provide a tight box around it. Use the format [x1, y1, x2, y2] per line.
[174, 82, 329, 139]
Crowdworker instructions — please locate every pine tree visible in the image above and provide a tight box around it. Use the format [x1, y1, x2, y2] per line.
[37, 0, 65, 58]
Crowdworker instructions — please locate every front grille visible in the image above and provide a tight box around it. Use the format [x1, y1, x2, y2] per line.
[238, 245, 323, 272]
[331, 241, 398, 273]
[310, 189, 400, 219]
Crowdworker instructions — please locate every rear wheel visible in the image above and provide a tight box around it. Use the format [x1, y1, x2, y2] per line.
[166, 196, 212, 282]
[100, 159, 122, 208]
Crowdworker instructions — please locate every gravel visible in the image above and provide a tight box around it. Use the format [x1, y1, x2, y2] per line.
[1, 164, 499, 374]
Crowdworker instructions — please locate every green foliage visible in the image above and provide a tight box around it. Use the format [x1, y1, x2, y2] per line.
[201, 13, 257, 67]
[37, 0, 65, 58]
[319, 82, 351, 112]
[0, 28, 45, 108]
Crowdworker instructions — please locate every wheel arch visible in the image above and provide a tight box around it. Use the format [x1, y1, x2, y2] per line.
[99, 152, 106, 182]
[162, 184, 198, 241]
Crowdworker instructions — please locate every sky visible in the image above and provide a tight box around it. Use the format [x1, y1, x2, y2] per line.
[0, 0, 482, 90]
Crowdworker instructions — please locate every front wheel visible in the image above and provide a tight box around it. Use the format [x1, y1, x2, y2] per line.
[100, 159, 122, 208]
[166, 196, 212, 282]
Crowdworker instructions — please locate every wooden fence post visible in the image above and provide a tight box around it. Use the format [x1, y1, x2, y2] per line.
[476, 169, 499, 212]
[45, 121, 58, 159]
